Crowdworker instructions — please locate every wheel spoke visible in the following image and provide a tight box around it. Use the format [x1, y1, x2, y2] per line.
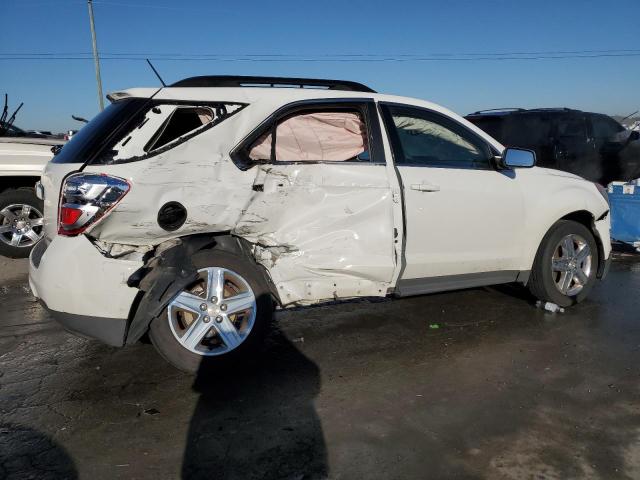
[10, 232, 22, 246]
[212, 315, 243, 350]
[559, 271, 573, 294]
[25, 230, 41, 243]
[0, 208, 17, 222]
[575, 268, 589, 285]
[31, 217, 44, 227]
[0, 225, 12, 234]
[575, 244, 591, 264]
[172, 291, 206, 314]
[224, 291, 255, 315]
[181, 315, 211, 350]
[206, 267, 225, 301]
[562, 237, 576, 258]
[21, 204, 31, 217]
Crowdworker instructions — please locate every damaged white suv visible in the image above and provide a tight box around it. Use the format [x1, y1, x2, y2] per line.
[29, 76, 611, 372]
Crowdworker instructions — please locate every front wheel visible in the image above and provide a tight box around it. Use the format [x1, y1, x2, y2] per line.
[528, 220, 599, 307]
[149, 250, 274, 373]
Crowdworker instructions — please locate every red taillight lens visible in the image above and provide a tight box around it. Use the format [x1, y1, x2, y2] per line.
[58, 173, 130, 236]
[60, 206, 83, 226]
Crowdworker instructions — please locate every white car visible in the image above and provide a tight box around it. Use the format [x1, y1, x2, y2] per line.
[29, 76, 611, 372]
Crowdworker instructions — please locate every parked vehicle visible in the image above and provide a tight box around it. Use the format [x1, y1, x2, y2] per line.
[29, 76, 611, 372]
[0, 95, 65, 257]
[465, 108, 640, 185]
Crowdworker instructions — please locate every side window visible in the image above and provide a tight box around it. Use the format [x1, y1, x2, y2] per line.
[248, 109, 369, 162]
[591, 115, 624, 142]
[99, 102, 244, 163]
[383, 106, 490, 169]
[145, 106, 214, 152]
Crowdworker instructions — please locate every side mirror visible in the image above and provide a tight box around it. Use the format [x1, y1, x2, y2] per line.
[501, 147, 536, 168]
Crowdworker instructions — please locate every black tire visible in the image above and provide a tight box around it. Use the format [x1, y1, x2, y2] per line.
[528, 220, 599, 307]
[0, 188, 45, 259]
[148, 249, 274, 373]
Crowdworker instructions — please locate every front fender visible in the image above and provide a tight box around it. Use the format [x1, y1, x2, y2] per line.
[518, 177, 609, 272]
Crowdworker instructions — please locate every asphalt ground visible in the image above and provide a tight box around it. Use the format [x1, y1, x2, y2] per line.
[2, 252, 640, 479]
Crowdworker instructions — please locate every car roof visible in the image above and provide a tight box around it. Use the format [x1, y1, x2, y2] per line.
[108, 78, 505, 152]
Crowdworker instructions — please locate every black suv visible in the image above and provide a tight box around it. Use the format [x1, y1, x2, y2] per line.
[465, 108, 640, 185]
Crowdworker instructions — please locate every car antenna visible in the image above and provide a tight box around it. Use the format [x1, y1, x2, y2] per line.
[146, 59, 166, 87]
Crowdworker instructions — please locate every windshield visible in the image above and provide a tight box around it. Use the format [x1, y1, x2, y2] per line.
[52, 98, 149, 164]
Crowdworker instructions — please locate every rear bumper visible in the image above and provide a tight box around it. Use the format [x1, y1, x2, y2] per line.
[40, 300, 128, 347]
[29, 235, 143, 346]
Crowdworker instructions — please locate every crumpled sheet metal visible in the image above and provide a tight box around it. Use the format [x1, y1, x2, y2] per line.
[84, 105, 397, 305]
[237, 163, 396, 305]
[84, 109, 257, 244]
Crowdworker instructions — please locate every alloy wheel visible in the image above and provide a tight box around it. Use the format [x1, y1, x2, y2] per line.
[0, 203, 45, 248]
[167, 267, 257, 356]
[551, 234, 593, 296]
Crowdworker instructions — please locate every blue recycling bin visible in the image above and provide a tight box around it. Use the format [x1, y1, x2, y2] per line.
[609, 182, 640, 246]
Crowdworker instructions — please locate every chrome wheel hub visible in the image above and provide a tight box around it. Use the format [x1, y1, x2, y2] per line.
[551, 234, 592, 296]
[167, 267, 257, 356]
[0, 204, 45, 248]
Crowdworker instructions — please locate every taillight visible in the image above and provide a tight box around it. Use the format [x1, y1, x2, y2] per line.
[58, 173, 130, 236]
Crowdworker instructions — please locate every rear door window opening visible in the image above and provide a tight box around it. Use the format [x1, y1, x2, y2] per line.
[79, 101, 245, 165]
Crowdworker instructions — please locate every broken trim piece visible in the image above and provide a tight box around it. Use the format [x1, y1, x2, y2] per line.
[124, 234, 281, 344]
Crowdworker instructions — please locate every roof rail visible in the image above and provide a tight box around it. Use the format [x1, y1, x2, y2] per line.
[525, 107, 574, 112]
[469, 108, 525, 115]
[169, 75, 376, 93]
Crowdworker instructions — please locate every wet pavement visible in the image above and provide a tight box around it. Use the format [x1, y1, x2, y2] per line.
[1, 254, 640, 479]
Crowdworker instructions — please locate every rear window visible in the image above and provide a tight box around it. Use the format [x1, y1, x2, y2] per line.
[52, 98, 148, 164]
[98, 102, 243, 164]
[54, 99, 245, 165]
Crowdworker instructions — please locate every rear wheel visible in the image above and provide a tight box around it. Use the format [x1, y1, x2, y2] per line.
[529, 220, 599, 307]
[149, 250, 273, 372]
[0, 188, 45, 258]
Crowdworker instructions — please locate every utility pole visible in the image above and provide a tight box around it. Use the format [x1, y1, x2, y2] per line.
[87, 0, 104, 111]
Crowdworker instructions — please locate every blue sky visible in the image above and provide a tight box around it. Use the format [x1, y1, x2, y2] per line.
[2, 0, 639, 132]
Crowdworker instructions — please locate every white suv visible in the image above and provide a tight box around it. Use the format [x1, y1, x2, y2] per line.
[29, 76, 612, 372]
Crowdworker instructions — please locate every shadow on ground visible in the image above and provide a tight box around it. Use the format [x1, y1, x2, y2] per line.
[0, 423, 77, 479]
[182, 328, 327, 480]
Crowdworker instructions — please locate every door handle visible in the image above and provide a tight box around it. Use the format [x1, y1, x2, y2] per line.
[410, 183, 440, 192]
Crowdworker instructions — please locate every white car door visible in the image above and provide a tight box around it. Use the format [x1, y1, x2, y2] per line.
[379, 103, 526, 294]
[232, 99, 398, 304]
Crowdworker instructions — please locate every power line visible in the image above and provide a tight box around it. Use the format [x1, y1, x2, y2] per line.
[2, 48, 640, 57]
[2, 52, 640, 62]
